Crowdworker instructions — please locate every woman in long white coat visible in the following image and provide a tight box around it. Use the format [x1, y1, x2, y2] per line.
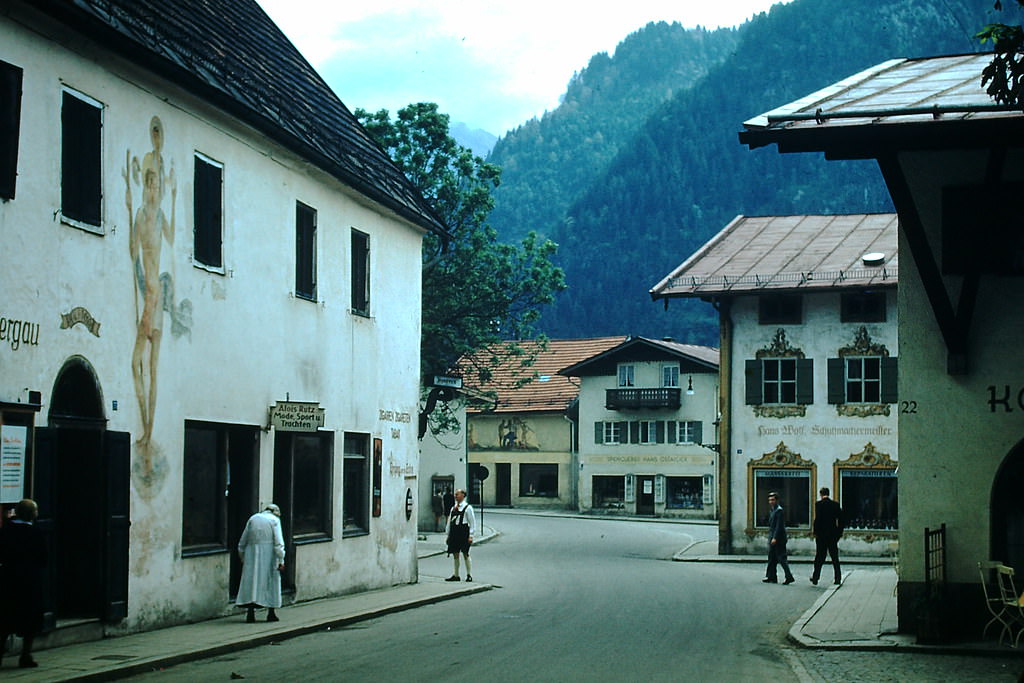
[236, 503, 285, 623]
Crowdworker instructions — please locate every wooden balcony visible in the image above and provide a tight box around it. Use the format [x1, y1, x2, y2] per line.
[605, 387, 681, 410]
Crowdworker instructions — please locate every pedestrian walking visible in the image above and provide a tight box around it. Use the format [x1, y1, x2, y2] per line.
[763, 491, 795, 585]
[0, 499, 47, 668]
[445, 489, 476, 582]
[236, 503, 285, 623]
[810, 487, 844, 585]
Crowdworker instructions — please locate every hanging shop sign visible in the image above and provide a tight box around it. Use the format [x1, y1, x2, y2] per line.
[269, 401, 325, 432]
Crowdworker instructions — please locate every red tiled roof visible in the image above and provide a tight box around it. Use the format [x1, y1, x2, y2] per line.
[463, 337, 627, 414]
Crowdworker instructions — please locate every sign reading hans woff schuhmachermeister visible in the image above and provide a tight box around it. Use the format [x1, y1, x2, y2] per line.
[270, 401, 325, 432]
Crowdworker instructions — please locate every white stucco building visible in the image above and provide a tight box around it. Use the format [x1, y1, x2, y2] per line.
[738, 53, 1024, 638]
[652, 214, 899, 555]
[0, 0, 445, 641]
[561, 337, 720, 519]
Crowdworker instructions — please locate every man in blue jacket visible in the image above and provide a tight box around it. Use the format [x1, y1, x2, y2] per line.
[763, 492, 795, 585]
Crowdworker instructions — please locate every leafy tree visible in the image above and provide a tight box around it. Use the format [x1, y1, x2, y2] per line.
[355, 103, 566, 433]
[978, 1, 1024, 106]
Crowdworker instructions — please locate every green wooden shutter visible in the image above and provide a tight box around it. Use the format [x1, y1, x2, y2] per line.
[655, 421, 665, 444]
[827, 358, 845, 404]
[595, 422, 603, 444]
[628, 421, 639, 444]
[880, 357, 899, 403]
[0, 61, 23, 201]
[745, 360, 762, 405]
[692, 421, 703, 445]
[796, 358, 814, 405]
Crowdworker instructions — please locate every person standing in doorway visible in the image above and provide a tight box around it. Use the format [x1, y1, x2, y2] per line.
[442, 488, 455, 518]
[763, 492, 795, 585]
[0, 499, 47, 668]
[445, 489, 476, 582]
[810, 487, 844, 586]
[236, 504, 285, 623]
[432, 490, 445, 532]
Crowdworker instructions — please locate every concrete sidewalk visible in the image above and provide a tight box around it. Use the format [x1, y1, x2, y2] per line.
[0, 526, 499, 682]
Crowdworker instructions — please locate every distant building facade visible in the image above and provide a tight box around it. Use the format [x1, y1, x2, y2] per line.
[561, 337, 720, 519]
[0, 0, 444, 639]
[464, 338, 625, 510]
[653, 215, 899, 555]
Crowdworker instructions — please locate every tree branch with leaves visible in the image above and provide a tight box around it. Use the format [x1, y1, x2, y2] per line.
[356, 103, 566, 434]
[978, 0, 1024, 107]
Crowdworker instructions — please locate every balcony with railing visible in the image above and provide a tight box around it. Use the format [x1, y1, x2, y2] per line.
[605, 387, 681, 410]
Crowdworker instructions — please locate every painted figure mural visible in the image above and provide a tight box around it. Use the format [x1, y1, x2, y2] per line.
[123, 116, 190, 476]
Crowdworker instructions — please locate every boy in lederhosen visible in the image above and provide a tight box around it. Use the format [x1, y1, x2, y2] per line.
[445, 489, 476, 582]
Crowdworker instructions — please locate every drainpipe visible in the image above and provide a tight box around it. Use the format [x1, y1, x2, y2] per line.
[717, 298, 733, 555]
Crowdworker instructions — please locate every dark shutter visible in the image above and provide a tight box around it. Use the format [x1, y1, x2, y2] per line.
[32, 428, 57, 633]
[665, 421, 676, 444]
[351, 230, 370, 313]
[628, 421, 639, 444]
[0, 60, 23, 201]
[880, 357, 899, 403]
[692, 421, 703, 446]
[827, 358, 845, 404]
[796, 358, 814, 405]
[595, 422, 603, 444]
[617, 422, 628, 444]
[61, 91, 102, 226]
[295, 202, 316, 299]
[655, 421, 665, 444]
[103, 431, 131, 623]
[193, 156, 222, 267]
[745, 360, 762, 405]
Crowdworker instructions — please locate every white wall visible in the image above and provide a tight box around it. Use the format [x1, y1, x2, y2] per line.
[1, 15, 425, 631]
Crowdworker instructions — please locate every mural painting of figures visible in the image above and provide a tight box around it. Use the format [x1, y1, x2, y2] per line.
[123, 115, 179, 480]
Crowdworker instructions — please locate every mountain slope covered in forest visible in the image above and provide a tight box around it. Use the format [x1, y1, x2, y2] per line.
[487, 0, 1001, 345]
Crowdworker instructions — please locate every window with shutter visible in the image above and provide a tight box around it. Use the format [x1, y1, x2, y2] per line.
[295, 202, 317, 300]
[61, 89, 103, 230]
[193, 154, 223, 268]
[351, 229, 370, 315]
[0, 60, 22, 201]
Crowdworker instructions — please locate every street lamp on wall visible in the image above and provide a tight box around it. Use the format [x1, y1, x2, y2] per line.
[686, 376, 695, 396]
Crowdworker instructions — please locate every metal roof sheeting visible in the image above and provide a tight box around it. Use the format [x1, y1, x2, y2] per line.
[740, 53, 1024, 154]
[651, 214, 898, 299]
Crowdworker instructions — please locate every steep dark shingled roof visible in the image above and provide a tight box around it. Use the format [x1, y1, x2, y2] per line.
[28, 0, 448, 237]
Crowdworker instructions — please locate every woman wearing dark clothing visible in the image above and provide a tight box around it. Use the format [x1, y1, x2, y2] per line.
[0, 499, 47, 668]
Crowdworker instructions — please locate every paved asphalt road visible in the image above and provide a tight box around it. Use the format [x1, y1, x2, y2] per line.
[124, 513, 1022, 682]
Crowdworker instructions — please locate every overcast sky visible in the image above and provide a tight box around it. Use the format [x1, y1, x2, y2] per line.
[256, 0, 792, 136]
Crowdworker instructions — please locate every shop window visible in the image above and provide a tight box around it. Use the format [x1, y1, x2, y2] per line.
[0, 60, 23, 201]
[593, 476, 624, 510]
[841, 291, 886, 322]
[295, 201, 317, 300]
[666, 477, 704, 509]
[758, 294, 802, 324]
[519, 463, 557, 497]
[343, 433, 369, 534]
[290, 432, 333, 537]
[193, 153, 223, 269]
[61, 88, 103, 230]
[753, 469, 811, 528]
[182, 421, 259, 554]
[840, 469, 897, 530]
[351, 229, 370, 315]
[617, 364, 635, 387]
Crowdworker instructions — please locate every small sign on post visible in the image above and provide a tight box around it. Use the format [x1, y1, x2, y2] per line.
[269, 401, 325, 432]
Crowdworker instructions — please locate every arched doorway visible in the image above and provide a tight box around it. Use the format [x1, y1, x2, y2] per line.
[991, 438, 1024, 573]
[34, 357, 129, 628]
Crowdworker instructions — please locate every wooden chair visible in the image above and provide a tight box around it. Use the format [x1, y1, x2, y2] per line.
[978, 561, 1024, 646]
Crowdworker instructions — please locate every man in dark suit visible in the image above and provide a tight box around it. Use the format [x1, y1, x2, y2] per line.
[810, 487, 844, 586]
[763, 491, 795, 585]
